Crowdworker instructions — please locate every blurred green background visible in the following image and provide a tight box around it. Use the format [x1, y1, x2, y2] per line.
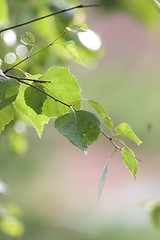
[0, 0, 160, 239]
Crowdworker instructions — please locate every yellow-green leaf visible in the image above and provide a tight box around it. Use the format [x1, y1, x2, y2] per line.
[88, 100, 113, 130]
[115, 123, 142, 145]
[121, 146, 137, 179]
[64, 41, 84, 65]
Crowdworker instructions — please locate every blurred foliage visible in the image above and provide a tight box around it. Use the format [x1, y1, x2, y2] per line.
[151, 205, 160, 229]
[143, 201, 160, 231]
[99, 0, 160, 27]
[0, 180, 24, 237]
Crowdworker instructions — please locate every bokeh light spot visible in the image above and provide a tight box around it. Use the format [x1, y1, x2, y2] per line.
[16, 44, 28, 58]
[78, 29, 101, 51]
[2, 30, 17, 46]
[5, 52, 16, 64]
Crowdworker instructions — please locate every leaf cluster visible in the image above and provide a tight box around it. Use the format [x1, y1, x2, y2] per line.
[0, 0, 142, 205]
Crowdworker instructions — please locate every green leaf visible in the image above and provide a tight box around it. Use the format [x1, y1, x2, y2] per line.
[98, 162, 109, 201]
[40, 66, 81, 117]
[151, 203, 160, 229]
[14, 84, 49, 137]
[21, 32, 35, 46]
[88, 100, 113, 130]
[64, 41, 84, 65]
[0, 81, 19, 110]
[24, 84, 47, 114]
[0, 216, 24, 237]
[115, 123, 142, 145]
[0, 105, 14, 133]
[121, 146, 137, 179]
[54, 110, 101, 152]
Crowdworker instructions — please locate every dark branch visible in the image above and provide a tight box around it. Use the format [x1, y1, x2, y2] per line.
[102, 131, 143, 162]
[0, 4, 100, 34]
[7, 74, 72, 109]
[6, 74, 51, 83]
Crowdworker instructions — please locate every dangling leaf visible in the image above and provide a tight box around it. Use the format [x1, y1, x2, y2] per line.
[64, 41, 84, 65]
[88, 100, 113, 130]
[115, 123, 142, 145]
[98, 162, 109, 200]
[121, 146, 137, 179]
[55, 110, 101, 152]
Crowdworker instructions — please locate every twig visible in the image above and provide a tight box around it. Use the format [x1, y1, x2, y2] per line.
[0, 4, 100, 34]
[8, 74, 73, 109]
[102, 131, 143, 162]
[5, 74, 51, 83]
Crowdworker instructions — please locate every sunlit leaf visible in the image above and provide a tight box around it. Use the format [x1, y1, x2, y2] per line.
[55, 110, 101, 152]
[64, 41, 84, 65]
[115, 123, 142, 145]
[24, 84, 47, 114]
[98, 162, 109, 200]
[0, 105, 14, 133]
[14, 84, 49, 137]
[0, 81, 19, 110]
[40, 66, 81, 117]
[88, 100, 113, 130]
[121, 146, 137, 179]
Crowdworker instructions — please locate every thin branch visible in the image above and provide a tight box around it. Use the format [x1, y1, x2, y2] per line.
[6, 74, 51, 83]
[102, 131, 121, 150]
[4, 30, 66, 74]
[102, 131, 142, 162]
[9, 75, 72, 109]
[0, 4, 100, 34]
